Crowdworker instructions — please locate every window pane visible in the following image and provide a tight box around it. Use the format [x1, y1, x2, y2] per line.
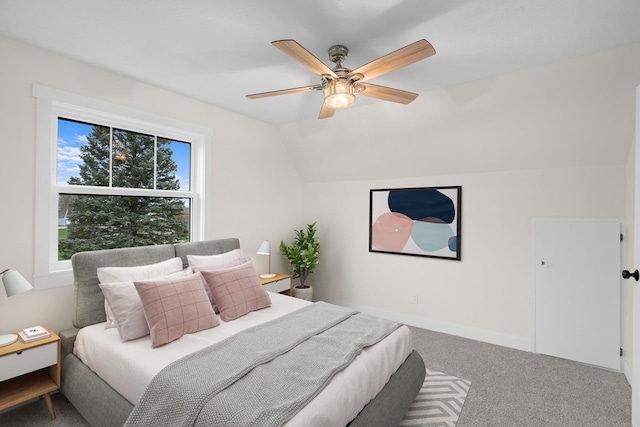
[160, 138, 191, 191]
[57, 118, 109, 186]
[112, 128, 155, 189]
[58, 194, 190, 260]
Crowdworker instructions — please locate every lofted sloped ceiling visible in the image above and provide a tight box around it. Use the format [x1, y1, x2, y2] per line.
[276, 44, 640, 182]
[1, 0, 639, 126]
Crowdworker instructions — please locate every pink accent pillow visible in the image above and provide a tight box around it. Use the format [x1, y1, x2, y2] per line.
[189, 256, 252, 313]
[134, 272, 219, 347]
[200, 260, 271, 322]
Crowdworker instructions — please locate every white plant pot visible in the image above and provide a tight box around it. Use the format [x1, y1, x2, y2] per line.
[293, 285, 313, 301]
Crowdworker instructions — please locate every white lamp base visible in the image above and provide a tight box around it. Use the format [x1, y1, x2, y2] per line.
[260, 273, 276, 279]
[0, 333, 18, 347]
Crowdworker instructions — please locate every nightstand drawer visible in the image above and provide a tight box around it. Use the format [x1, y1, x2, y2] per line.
[263, 278, 290, 293]
[0, 342, 57, 382]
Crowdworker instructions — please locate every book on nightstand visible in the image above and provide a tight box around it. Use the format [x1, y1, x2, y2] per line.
[19, 325, 51, 342]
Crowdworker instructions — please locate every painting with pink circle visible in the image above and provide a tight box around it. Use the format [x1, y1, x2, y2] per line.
[369, 186, 461, 260]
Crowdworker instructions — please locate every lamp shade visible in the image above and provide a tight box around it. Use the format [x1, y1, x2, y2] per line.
[0, 269, 34, 347]
[2, 269, 34, 297]
[256, 241, 275, 279]
[256, 240, 271, 255]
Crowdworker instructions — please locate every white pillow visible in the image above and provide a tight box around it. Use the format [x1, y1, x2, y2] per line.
[98, 257, 184, 283]
[99, 270, 186, 342]
[186, 249, 244, 272]
[98, 257, 184, 329]
[100, 281, 150, 341]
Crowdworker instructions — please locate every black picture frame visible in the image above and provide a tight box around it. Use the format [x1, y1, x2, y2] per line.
[369, 186, 462, 260]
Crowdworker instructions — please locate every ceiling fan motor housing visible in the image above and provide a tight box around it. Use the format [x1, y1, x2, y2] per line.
[328, 45, 349, 65]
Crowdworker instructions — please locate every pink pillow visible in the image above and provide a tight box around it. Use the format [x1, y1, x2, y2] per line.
[134, 272, 219, 347]
[200, 260, 271, 322]
[190, 257, 252, 313]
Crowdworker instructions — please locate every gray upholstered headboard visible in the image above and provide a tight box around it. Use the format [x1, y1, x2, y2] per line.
[70, 238, 241, 329]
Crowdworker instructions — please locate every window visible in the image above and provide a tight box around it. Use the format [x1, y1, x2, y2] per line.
[34, 85, 212, 288]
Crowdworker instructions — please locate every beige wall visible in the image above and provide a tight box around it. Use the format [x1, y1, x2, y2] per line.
[305, 166, 626, 351]
[0, 36, 303, 334]
[291, 46, 639, 374]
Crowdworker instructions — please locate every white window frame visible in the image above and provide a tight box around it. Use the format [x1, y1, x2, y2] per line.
[33, 84, 212, 289]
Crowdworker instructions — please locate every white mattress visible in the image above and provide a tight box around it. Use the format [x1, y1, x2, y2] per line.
[74, 293, 412, 426]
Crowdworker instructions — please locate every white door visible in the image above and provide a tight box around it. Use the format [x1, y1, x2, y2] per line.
[534, 219, 621, 370]
[631, 85, 640, 427]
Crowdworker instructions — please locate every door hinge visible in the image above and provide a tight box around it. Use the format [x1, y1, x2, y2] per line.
[621, 234, 624, 242]
[621, 348, 624, 356]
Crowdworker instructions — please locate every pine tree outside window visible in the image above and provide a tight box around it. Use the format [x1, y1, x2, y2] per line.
[56, 118, 191, 260]
[34, 85, 212, 288]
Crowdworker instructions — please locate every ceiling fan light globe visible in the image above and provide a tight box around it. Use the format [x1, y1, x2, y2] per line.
[325, 93, 355, 109]
[323, 80, 355, 109]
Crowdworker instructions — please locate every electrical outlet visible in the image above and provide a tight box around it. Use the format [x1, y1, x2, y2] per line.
[410, 292, 418, 304]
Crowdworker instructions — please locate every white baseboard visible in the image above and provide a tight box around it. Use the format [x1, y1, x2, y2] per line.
[624, 355, 633, 386]
[339, 301, 633, 382]
[342, 302, 530, 352]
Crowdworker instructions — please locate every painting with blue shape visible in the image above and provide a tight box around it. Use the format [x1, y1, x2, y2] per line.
[369, 186, 461, 260]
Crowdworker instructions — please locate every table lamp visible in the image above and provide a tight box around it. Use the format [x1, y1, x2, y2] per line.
[256, 240, 276, 279]
[1, 269, 34, 347]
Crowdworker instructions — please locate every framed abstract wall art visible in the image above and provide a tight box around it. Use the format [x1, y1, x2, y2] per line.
[369, 186, 461, 260]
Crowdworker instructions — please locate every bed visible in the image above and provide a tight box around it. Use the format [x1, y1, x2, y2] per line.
[58, 238, 425, 427]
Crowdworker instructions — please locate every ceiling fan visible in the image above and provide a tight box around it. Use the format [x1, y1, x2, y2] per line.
[246, 39, 436, 119]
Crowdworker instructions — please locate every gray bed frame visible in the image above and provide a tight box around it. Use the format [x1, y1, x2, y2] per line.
[59, 238, 425, 427]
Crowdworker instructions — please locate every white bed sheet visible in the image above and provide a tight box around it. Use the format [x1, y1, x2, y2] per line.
[74, 293, 412, 426]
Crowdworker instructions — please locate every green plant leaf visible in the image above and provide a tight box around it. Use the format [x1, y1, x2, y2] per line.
[279, 221, 319, 286]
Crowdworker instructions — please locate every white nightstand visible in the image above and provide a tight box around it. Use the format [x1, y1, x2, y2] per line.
[259, 273, 292, 296]
[0, 326, 61, 419]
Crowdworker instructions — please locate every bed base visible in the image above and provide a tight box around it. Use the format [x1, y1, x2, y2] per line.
[347, 350, 425, 426]
[61, 350, 424, 427]
[61, 354, 133, 427]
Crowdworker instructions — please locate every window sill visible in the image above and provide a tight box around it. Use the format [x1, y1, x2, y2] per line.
[32, 270, 74, 290]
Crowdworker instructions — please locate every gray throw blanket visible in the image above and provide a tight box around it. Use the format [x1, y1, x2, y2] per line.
[124, 302, 401, 427]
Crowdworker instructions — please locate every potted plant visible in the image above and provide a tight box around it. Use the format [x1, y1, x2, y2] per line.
[280, 221, 319, 301]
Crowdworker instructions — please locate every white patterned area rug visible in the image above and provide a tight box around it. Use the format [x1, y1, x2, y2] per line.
[399, 367, 471, 427]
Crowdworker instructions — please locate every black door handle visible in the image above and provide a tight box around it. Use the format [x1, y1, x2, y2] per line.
[622, 270, 639, 281]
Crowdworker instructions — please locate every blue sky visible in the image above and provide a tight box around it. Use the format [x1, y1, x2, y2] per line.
[57, 118, 191, 191]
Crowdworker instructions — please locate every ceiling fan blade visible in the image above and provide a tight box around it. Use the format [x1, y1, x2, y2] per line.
[272, 40, 338, 78]
[358, 83, 419, 104]
[318, 102, 335, 119]
[246, 84, 322, 99]
[348, 39, 435, 82]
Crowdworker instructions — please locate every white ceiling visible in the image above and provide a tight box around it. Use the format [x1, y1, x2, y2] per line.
[1, 0, 639, 125]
